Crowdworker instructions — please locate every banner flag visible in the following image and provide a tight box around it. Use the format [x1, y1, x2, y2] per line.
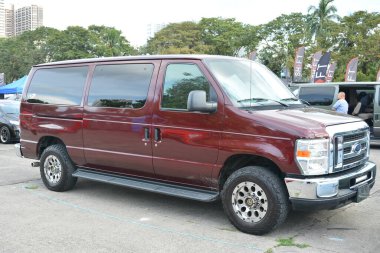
[310, 51, 322, 81]
[345, 57, 359, 82]
[313, 52, 331, 83]
[248, 51, 257, 61]
[325, 62, 337, 83]
[293, 46, 305, 82]
[376, 69, 380, 82]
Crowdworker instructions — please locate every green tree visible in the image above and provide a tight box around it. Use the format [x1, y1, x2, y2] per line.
[257, 13, 310, 77]
[199, 17, 247, 56]
[307, 0, 340, 46]
[146, 22, 209, 54]
[334, 11, 380, 81]
[88, 25, 136, 56]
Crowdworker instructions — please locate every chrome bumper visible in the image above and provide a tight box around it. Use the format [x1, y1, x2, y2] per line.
[285, 162, 376, 210]
[15, 143, 23, 158]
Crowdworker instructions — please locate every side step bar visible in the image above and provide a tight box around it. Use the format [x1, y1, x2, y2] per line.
[72, 169, 219, 202]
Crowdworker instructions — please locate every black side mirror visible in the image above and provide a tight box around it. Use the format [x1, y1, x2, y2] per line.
[187, 90, 217, 113]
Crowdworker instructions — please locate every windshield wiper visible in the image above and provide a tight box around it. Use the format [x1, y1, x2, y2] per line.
[281, 97, 310, 106]
[237, 98, 289, 107]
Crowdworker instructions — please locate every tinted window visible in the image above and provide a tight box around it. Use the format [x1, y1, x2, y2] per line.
[299, 86, 335, 106]
[161, 64, 216, 110]
[27, 67, 88, 105]
[88, 64, 154, 109]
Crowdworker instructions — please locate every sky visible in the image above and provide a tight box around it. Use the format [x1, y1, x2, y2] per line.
[6, 0, 380, 47]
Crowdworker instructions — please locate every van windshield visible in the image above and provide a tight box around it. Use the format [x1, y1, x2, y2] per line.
[204, 58, 302, 108]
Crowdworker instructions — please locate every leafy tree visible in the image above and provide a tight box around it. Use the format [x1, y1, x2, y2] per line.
[257, 13, 310, 77]
[145, 22, 210, 54]
[199, 17, 247, 56]
[307, 0, 340, 46]
[88, 25, 136, 56]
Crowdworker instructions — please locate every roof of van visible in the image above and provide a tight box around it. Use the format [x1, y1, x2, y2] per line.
[34, 55, 246, 67]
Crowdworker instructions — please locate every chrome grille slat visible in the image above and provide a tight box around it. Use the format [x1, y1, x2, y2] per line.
[334, 129, 369, 173]
[326, 121, 370, 174]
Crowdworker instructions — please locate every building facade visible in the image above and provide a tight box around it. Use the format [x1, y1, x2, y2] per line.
[0, 0, 5, 37]
[146, 23, 167, 40]
[15, 4, 43, 36]
[5, 3, 14, 37]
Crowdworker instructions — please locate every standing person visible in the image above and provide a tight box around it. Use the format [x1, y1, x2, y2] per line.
[332, 92, 348, 114]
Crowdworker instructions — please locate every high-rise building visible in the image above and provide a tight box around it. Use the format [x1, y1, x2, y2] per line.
[15, 4, 43, 36]
[147, 23, 167, 40]
[5, 3, 14, 37]
[0, 0, 5, 37]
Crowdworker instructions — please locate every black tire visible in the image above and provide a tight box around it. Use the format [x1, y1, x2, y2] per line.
[39, 144, 77, 192]
[221, 166, 289, 235]
[0, 126, 11, 144]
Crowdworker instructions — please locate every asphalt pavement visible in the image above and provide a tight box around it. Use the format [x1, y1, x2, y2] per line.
[0, 143, 379, 253]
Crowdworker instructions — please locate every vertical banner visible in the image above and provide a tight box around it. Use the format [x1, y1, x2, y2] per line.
[0, 73, 5, 86]
[310, 51, 322, 81]
[376, 69, 380, 82]
[293, 46, 305, 82]
[345, 57, 359, 82]
[248, 51, 257, 61]
[325, 62, 337, 83]
[314, 52, 331, 83]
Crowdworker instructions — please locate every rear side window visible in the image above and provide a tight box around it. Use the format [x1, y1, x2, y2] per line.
[299, 86, 335, 106]
[161, 63, 216, 110]
[27, 66, 88, 105]
[87, 64, 154, 109]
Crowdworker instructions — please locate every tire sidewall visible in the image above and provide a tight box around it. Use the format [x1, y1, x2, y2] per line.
[0, 126, 11, 144]
[39, 145, 75, 191]
[221, 166, 288, 234]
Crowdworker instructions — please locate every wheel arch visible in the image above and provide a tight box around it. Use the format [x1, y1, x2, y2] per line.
[218, 154, 285, 191]
[37, 136, 66, 159]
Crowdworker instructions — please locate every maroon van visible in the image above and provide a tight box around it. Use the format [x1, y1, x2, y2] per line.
[16, 55, 376, 234]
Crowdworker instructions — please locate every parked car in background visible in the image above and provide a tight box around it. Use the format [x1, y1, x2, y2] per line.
[5, 94, 22, 101]
[0, 100, 20, 143]
[295, 82, 380, 145]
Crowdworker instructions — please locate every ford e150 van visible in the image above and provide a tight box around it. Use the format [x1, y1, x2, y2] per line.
[16, 55, 376, 235]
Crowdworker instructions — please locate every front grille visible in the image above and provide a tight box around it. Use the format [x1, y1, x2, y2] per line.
[344, 153, 365, 165]
[343, 132, 366, 142]
[333, 129, 368, 173]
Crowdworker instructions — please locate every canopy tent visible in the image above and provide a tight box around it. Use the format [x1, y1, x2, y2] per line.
[0, 76, 27, 94]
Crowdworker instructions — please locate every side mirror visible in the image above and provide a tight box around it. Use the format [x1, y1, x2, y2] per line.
[187, 90, 217, 113]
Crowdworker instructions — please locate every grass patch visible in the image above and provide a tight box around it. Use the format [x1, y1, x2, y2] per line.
[24, 184, 39, 190]
[276, 237, 309, 248]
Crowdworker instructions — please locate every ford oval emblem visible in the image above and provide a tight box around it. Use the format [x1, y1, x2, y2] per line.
[352, 143, 361, 154]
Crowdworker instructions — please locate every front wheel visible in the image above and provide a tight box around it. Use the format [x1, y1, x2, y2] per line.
[40, 144, 77, 192]
[0, 126, 11, 144]
[221, 166, 289, 235]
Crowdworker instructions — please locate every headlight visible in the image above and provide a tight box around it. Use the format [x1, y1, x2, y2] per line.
[295, 139, 330, 175]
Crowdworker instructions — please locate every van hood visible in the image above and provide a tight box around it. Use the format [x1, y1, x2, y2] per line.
[252, 107, 363, 138]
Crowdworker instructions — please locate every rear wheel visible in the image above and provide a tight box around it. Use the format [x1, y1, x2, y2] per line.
[40, 144, 77, 191]
[221, 166, 289, 235]
[0, 126, 11, 144]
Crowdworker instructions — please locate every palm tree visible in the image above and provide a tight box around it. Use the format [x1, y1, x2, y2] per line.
[307, 0, 340, 43]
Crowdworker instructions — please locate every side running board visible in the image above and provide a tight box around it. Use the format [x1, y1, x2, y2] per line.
[72, 169, 219, 202]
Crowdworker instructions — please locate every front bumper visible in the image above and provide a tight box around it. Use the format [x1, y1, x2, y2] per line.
[285, 161, 376, 211]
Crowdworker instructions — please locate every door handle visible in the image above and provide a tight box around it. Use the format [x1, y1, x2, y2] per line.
[154, 128, 162, 142]
[143, 127, 150, 141]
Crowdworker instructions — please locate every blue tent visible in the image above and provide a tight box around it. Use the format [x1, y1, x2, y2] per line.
[0, 76, 27, 94]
